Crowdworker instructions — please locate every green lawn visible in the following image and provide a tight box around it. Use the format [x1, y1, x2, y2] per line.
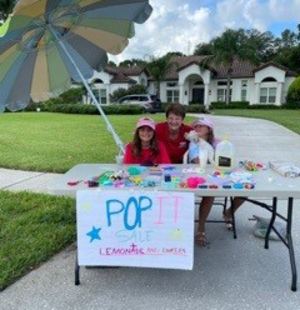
[0, 112, 186, 173]
[0, 109, 299, 291]
[1, 111, 300, 172]
[0, 191, 75, 291]
[212, 109, 300, 135]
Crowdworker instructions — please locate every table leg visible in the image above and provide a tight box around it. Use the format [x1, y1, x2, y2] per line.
[75, 250, 80, 286]
[287, 198, 297, 291]
[264, 197, 277, 250]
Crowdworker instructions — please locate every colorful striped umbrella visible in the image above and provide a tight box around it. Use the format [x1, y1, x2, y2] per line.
[0, 0, 152, 153]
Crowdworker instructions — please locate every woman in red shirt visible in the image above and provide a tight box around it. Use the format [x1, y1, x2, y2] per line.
[123, 118, 170, 165]
[155, 104, 192, 164]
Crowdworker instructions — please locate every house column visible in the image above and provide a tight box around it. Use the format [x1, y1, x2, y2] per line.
[204, 83, 209, 109]
[276, 82, 284, 105]
[255, 82, 260, 104]
[106, 84, 111, 104]
[179, 84, 185, 105]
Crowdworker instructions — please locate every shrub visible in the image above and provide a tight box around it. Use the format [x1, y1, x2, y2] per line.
[40, 103, 145, 115]
[59, 86, 86, 104]
[210, 101, 249, 109]
[160, 103, 207, 114]
[247, 104, 281, 109]
[110, 84, 148, 102]
[287, 77, 300, 102]
[281, 101, 300, 109]
[110, 88, 128, 102]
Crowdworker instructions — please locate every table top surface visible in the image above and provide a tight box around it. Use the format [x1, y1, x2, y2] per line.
[49, 163, 300, 199]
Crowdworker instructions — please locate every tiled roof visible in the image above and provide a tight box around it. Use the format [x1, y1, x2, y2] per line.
[253, 61, 297, 76]
[149, 56, 297, 80]
[105, 66, 146, 76]
[103, 57, 296, 84]
[110, 73, 137, 84]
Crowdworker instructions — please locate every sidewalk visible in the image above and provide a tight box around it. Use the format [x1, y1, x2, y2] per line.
[0, 115, 300, 310]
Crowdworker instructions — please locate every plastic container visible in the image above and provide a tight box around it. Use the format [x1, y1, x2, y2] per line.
[215, 140, 235, 169]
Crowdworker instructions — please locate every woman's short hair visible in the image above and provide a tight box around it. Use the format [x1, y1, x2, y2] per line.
[165, 103, 186, 119]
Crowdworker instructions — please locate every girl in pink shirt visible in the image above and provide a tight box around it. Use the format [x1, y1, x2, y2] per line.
[123, 118, 170, 165]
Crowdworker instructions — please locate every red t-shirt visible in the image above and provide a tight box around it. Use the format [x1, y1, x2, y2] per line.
[156, 122, 192, 164]
[123, 141, 170, 165]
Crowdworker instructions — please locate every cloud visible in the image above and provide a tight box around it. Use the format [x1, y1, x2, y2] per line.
[109, 0, 299, 64]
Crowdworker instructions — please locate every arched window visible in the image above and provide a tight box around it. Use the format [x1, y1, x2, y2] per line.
[262, 77, 277, 82]
[194, 80, 204, 86]
[93, 79, 104, 84]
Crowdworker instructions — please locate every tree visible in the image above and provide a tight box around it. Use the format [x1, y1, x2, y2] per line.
[145, 55, 178, 98]
[287, 76, 300, 102]
[119, 58, 146, 67]
[194, 42, 214, 56]
[202, 28, 259, 105]
[0, 0, 16, 21]
[280, 29, 297, 48]
[107, 60, 117, 67]
[245, 29, 277, 62]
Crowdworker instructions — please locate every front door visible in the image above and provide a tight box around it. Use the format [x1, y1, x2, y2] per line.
[192, 88, 204, 104]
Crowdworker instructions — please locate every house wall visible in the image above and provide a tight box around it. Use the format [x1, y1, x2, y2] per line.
[85, 65, 295, 106]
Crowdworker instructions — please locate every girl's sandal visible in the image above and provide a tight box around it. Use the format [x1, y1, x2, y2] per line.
[223, 212, 233, 231]
[195, 232, 209, 247]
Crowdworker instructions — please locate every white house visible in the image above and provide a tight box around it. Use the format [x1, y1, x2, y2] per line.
[89, 56, 297, 108]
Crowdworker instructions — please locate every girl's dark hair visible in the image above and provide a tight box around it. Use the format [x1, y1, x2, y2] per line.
[165, 103, 186, 119]
[206, 128, 215, 145]
[131, 127, 159, 158]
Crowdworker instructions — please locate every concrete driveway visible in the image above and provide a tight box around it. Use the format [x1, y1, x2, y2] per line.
[0, 115, 300, 310]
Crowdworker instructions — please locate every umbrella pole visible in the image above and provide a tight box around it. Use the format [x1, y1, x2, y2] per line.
[49, 27, 125, 154]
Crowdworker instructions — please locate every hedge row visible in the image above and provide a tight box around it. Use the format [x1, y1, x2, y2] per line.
[210, 101, 300, 110]
[25, 102, 145, 115]
[22, 100, 300, 115]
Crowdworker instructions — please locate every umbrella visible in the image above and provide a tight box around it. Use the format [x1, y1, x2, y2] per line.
[0, 0, 153, 154]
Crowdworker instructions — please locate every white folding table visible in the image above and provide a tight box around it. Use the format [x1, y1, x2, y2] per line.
[49, 163, 300, 291]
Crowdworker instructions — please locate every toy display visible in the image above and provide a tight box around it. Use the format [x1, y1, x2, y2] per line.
[67, 160, 264, 190]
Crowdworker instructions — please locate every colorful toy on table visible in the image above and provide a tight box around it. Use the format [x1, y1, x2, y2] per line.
[110, 170, 130, 181]
[127, 167, 143, 175]
[67, 179, 82, 186]
[95, 171, 115, 185]
[239, 160, 266, 171]
[182, 167, 205, 174]
[161, 165, 176, 171]
[230, 171, 256, 189]
[208, 171, 231, 185]
[187, 177, 206, 188]
[130, 176, 142, 185]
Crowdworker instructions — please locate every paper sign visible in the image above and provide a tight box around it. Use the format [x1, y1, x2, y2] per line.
[76, 190, 195, 270]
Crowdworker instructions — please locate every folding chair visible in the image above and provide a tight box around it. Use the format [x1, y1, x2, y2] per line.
[183, 151, 237, 239]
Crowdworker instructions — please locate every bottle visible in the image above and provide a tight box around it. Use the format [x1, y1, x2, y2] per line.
[215, 139, 235, 169]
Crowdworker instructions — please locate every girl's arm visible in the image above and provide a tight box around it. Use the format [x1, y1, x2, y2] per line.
[123, 144, 134, 164]
[188, 141, 200, 164]
[158, 142, 171, 164]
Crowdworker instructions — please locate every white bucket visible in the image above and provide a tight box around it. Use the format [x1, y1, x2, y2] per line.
[215, 140, 235, 169]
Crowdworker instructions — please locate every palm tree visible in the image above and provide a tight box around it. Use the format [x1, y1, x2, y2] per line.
[0, 0, 16, 21]
[202, 29, 259, 105]
[145, 55, 178, 99]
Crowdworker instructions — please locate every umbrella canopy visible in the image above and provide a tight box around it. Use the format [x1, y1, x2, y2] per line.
[0, 0, 152, 111]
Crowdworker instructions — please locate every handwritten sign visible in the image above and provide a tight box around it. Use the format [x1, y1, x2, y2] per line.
[76, 190, 195, 270]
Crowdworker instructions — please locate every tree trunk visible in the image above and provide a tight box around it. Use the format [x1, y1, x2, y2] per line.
[156, 80, 160, 99]
[226, 68, 232, 105]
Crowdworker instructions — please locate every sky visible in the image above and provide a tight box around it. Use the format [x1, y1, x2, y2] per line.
[110, 0, 300, 63]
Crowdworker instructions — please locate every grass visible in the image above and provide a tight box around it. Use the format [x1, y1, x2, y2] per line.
[0, 191, 75, 291]
[212, 109, 300, 135]
[0, 112, 195, 173]
[0, 109, 299, 290]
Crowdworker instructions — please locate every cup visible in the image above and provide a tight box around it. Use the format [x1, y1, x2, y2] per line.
[115, 155, 124, 165]
[199, 149, 208, 169]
